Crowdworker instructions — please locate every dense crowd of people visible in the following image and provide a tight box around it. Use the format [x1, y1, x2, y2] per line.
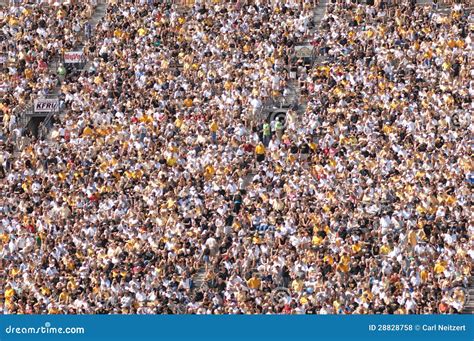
[0, 0, 472, 315]
[1, 0, 96, 138]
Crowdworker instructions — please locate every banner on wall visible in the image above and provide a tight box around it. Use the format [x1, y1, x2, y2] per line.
[64, 50, 84, 64]
[33, 98, 59, 113]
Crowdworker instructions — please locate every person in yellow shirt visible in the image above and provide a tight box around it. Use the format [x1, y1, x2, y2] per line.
[94, 75, 103, 85]
[408, 229, 417, 248]
[434, 261, 446, 274]
[24, 68, 33, 80]
[255, 142, 265, 162]
[113, 28, 122, 38]
[291, 278, 304, 292]
[312, 234, 324, 246]
[175, 115, 183, 129]
[183, 98, 193, 108]
[137, 28, 147, 37]
[247, 276, 261, 290]
[204, 164, 215, 179]
[5, 286, 15, 304]
[59, 291, 70, 303]
[337, 252, 350, 273]
[380, 244, 391, 255]
[209, 120, 218, 143]
[166, 157, 177, 167]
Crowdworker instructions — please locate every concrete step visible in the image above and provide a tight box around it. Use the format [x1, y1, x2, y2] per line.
[287, 0, 329, 114]
[313, 0, 329, 24]
[192, 268, 207, 290]
[462, 303, 473, 314]
[302, 0, 329, 43]
[90, 3, 107, 28]
[462, 276, 474, 314]
[82, 3, 107, 72]
[242, 172, 256, 189]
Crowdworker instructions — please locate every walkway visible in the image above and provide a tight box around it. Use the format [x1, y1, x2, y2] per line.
[463, 276, 474, 314]
[281, 0, 329, 114]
